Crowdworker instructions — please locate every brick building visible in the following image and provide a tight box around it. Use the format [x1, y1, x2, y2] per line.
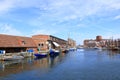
[0, 34, 37, 53]
[0, 34, 69, 53]
[84, 36, 107, 48]
[96, 35, 102, 41]
[84, 39, 96, 48]
[32, 34, 67, 51]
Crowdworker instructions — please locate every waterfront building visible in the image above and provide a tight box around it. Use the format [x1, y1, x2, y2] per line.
[96, 35, 102, 41]
[0, 34, 73, 54]
[84, 36, 109, 48]
[84, 39, 96, 48]
[84, 35, 120, 50]
[0, 34, 37, 53]
[32, 34, 68, 51]
[109, 39, 120, 49]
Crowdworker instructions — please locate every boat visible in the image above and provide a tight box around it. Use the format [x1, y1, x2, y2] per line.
[34, 53, 48, 58]
[20, 52, 33, 57]
[2, 55, 24, 61]
[69, 47, 77, 51]
[49, 49, 60, 57]
[93, 46, 102, 50]
[111, 47, 119, 51]
[62, 49, 69, 53]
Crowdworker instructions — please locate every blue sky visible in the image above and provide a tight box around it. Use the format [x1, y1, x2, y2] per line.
[0, 0, 120, 45]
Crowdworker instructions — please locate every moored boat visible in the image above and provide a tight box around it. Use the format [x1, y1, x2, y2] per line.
[62, 49, 69, 53]
[93, 46, 102, 50]
[69, 48, 77, 51]
[34, 53, 48, 58]
[2, 55, 24, 61]
[49, 49, 60, 57]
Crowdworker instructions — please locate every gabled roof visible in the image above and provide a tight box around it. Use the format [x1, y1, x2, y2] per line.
[0, 34, 37, 48]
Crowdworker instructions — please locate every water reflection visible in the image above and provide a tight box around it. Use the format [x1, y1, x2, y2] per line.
[1, 50, 120, 80]
[0, 52, 67, 77]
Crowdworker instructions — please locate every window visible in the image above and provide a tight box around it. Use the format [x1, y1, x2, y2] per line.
[22, 41, 26, 45]
[41, 43, 44, 46]
[38, 43, 44, 47]
[38, 44, 41, 46]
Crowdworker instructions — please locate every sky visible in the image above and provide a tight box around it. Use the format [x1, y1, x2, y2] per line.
[0, 0, 120, 45]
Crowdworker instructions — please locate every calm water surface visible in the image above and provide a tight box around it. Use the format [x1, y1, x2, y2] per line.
[0, 49, 120, 80]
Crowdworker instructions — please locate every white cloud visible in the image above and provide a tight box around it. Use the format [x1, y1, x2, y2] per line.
[102, 0, 120, 10]
[76, 24, 87, 28]
[114, 15, 120, 20]
[113, 34, 120, 39]
[0, 24, 22, 36]
[102, 32, 120, 39]
[1, 0, 120, 21]
[0, 0, 16, 14]
[25, 0, 120, 28]
[31, 29, 57, 36]
[0, 1, 116, 15]
[42, 0, 120, 19]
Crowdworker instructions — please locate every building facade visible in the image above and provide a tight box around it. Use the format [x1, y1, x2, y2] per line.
[84, 35, 120, 49]
[0, 34, 75, 53]
[84, 39, 96, 48]
[84, 36, 108, 48]
[32, 34, 68, 51]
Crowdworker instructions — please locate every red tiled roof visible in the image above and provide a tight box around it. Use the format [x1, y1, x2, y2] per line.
[0, 34, 37, 48]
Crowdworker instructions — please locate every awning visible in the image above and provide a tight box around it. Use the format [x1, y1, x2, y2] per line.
[53, 42, 60, 47]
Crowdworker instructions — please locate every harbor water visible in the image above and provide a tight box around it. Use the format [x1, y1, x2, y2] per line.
[1, 49, 120, 80]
